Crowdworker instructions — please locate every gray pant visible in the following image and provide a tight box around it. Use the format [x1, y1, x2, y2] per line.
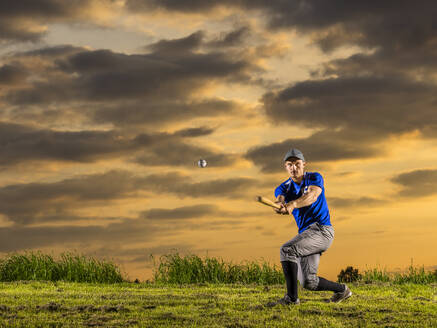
[280, 222, 334, 290]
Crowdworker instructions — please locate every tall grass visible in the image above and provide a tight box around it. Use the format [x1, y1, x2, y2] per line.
[0, 251, 125, 283]
[361, 265, 437, 284]
[152, 252, 284, 284]
[153, 252, 437, 285]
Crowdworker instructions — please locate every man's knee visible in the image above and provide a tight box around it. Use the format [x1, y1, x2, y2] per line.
[303, 276, 319, 290]
[280, 245, 299, 262]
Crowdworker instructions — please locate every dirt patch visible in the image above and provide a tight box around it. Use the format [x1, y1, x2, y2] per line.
[413, 296, 430, 301]
[72, 304, 98, 312]
[0, 305, 11, 312]
[193, 293, 218, 299]
[100, 305, 129, 313]
[36, 302, 63, 312]
[300, 309, 323, 315]
[155, 311, 188, 322]
[247, 304, 264, 311]
[225, 323, 250, 328]
[271, 314, 281, 320]
[210, 311, 226, 317]
[84, 315, 112, 327]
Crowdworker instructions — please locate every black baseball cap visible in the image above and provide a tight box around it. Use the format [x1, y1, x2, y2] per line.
[283, 148, 305, 162]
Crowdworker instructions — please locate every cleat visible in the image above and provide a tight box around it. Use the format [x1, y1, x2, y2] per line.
[266, 294, 300, 307]
[330, 285, 352, 303]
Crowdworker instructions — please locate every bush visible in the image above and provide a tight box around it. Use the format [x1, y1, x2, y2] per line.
[338, 266, 361, 283]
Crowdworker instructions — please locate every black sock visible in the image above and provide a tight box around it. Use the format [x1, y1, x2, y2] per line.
[281, 261, 298, 300]
[316, 277, 345, 292]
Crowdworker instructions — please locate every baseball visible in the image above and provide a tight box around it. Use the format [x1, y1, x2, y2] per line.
[197, 159, 207, 168]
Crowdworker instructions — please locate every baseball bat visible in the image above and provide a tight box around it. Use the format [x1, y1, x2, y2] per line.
[255, 196, 282, 209]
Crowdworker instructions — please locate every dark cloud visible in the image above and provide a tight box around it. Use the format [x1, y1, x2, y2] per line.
[91, 99, 238, 128]
[0, 216, 161, 252]
[132, 140, 237, 168]
[0, 170, 139, 225]
[328, 196, 386, 209]
[141, 204, 265, 221]
[0, 0, 95, 43]
[2, 34, 257, 130]
[0, 169, 258, 225]
[245, 129, 382, 173]
[146, 31, 205, 54]
[0, 121, 137, 166]
[173, 126, 215, 138]
[0, 121, 237, 168]
[142, 204, 217, 220]
[137, 173, 258, 199]
[127, 1, 437, 55]
[391, 169, 437, 198]
[0, 64, 28, 85]
[263, 76, 437, 137]
[258, 75, 437, 168]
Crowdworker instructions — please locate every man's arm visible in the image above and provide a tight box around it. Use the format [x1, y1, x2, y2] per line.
[274, 195, 288, 215]
[285, 185, 322, 214]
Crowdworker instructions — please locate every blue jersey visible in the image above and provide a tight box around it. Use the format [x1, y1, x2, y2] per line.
[274, 172, 331, 233]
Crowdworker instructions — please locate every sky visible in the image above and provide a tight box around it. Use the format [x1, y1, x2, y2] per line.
[0, 0, 436, 281]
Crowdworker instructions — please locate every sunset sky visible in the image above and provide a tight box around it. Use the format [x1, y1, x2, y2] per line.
[1, 0, 436, 281]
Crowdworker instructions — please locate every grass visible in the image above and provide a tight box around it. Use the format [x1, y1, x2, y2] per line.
[0, 280, 436, 327]
[152, 252, 284, 284]
[361, 265, 437, 285]
[0, 251, 124, 283]
[0, 251, 436, 327]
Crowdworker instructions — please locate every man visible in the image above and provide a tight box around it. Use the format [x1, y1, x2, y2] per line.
[269, 148, 352, 306]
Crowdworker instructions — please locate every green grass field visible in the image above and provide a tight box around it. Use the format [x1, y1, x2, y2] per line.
[0, 280, 436, 327]
[0, 251, 436, 327]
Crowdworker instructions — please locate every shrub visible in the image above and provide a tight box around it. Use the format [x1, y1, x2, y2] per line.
[338, 266, 361, 283]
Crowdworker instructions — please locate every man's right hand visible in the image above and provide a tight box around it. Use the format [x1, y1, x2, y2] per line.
[274, 201, 288, 215]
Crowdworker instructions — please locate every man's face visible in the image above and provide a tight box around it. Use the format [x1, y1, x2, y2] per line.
[284, 158, 305, 180]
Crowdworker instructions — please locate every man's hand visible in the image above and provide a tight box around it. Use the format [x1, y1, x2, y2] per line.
[284, 201, 296, 215]
[274, 200, 288, 215]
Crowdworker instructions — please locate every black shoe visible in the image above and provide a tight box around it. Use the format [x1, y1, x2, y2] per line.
[266, 294, 300, 307]
[330, 285, 352, 303]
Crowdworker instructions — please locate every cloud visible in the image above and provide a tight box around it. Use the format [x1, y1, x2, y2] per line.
[206, 27, 251, 48]
[245, 129, 383, 173]
[142, 204, 217, 220]
[391, 169, 437, 198]
[91, 99, 240, 129]
[145, 31, 205, 54]
[0, 64, 28, 85]
[127, 1, 437, 55]
[141, 204, 265, 221]
[0, 121, 238, 169]
[0, 0, 116, 43]
[255, 75, 437, 171]
[328, 196, 386, 209]
[2, 31, 261, 130]
[137, 173, 258, 199]
[0, 200, 255, 252]
[0, 169, 258, 225]
[0, 121, 136, 166]
[263, 76, 437, 137]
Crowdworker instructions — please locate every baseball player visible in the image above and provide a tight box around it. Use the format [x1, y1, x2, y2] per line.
[268, 148, 352, 306]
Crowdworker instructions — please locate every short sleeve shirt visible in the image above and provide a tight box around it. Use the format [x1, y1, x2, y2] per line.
[274, 172, 331, 233]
